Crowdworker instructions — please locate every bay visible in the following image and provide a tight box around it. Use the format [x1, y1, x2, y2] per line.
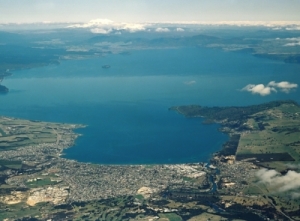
[1, 47, 300, 164]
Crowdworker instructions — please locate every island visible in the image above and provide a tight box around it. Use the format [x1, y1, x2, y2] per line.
[102, 65, 111, 69]
[0, 100, 300, 220]
[0, 72, 11, 93]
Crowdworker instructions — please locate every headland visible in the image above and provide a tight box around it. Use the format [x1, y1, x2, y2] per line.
[0, 85, 8, 93]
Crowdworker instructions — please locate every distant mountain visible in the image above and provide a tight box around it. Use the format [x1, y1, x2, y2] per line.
[88, 35, 126, 43]
[0, 31, 27, 44]
[87, 33, 221, 47]
[0, 44, 63, 72]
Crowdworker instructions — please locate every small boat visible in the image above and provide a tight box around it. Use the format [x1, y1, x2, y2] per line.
[102, 65, 111, 69]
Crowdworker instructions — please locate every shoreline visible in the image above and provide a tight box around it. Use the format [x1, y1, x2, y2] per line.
[0, 114, 218, 202]
[1, 101, 299, 220]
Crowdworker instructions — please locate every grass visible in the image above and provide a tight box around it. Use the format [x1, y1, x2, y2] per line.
[182, 176, 195, 182]
[0, 202, 43, 220]
[257, 161, 291, 171]
[187, 212, 247, 221]
[26, 178, 59, 188]
[158, 213, 182, 221]
[0, 159, 22, 169]
[236, 105, 300, 167]
[0, 116, 81, 151]
[135, 194, 144, 201]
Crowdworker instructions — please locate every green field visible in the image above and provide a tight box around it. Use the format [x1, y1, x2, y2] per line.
[25, 178, 59, 188]
[0, 117, 83, 151]
[158, 213, 182, 221]
[0, 159, 22, 169]
[237, 103, 300, 170]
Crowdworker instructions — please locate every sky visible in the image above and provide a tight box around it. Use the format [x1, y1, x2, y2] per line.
[0, 0, 300, 24]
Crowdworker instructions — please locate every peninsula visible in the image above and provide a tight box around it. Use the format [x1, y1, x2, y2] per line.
[0, 85, 8, 93]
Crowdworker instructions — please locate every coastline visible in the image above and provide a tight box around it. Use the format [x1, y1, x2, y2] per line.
[1, 100, 299, 220]
[0, 115, 218, 202]
[170, 100, 300, 165]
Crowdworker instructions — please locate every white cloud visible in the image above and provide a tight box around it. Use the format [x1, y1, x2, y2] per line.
[90, 28, 112, 34]
[155, 27, 170, 32]
[66, 46, 89, 52]
[286, 26, 300, 31]
[68, 18, 147, 34]
[35, 38, 64, 45]
[283, 37, 300, 46]
[70, 19, 113, 28]
[123, 23, 146, 32]
[66, 20, 300, 36]
[256, 169, 300, 197]
[242, 84, 275, 96]
[285, 37, 300, 41]
[184, 80, 196, 85]
[256, 168, 279, 183]
[242, 81, 298, 96]
[284, 42, 300, 46]
[176, 28, 185, 32]
[85, 18, 114, 27]
[268, 81, 298, 93]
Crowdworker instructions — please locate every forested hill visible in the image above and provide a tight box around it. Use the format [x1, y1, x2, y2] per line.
[169, 100, 299, 122]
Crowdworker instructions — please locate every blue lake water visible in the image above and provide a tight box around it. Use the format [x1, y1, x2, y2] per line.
[1, 47, 300, 164]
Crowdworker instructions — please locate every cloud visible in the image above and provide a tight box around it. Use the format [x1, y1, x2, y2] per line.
[256, 168, 279, 182]
[242, 84, 275, 96]
[176, 28, 185, 32]
[123, 23, 146, 32]
[286, 26, 300, 31]
[283, 37, 300, 46]
[35, 39, 64, 45]
[66, 46, 89, 52]
[90, 28, 112, 34]
[256, 168, 300, 197]
[70, 19, 113, 28]
[285, 37, 300, 41]
[268, 81, 298, 93]
[242, 81, 298, 96]
[84, 19, 114, 27]
[184, 80, 196, 85]
[155, 27, 170, 32]
[284, 42, 300, 46]
[68, 18, 147, 34]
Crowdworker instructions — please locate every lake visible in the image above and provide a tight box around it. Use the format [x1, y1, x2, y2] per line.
[1, 47, 300, 164]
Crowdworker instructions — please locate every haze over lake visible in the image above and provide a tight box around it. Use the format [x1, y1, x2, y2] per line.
[1, 47, 300, 164]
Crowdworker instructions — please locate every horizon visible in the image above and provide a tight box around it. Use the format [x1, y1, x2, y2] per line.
[1, 19, 300, 33]
[1, 0, 300, 24]
[1, 20, 300, 25]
